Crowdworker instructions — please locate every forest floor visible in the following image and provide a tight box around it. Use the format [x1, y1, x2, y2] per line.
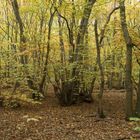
[0, 89, 140, 140]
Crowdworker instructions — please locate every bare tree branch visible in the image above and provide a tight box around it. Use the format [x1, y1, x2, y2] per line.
[99, 6, 120, 45]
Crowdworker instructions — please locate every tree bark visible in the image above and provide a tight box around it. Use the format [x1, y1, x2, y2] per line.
[93, 6, 120, 118]
[11, 0, 27, 64]
[39, 10, 56, 94]
[55, 0, 96, 105]
[11, 0, 37, 92]
[120, 0, 133, 119]
[94, 20, 105, 118]
[73, 0, 96, 95]
[135, 70, 140, 117]
[75, 0, 96, 62]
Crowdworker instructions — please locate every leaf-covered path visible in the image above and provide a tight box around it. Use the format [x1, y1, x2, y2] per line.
[0, 90, 140, 140]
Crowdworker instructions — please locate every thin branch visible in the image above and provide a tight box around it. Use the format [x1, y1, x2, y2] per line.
[0, 25, 13, 40]
[99, 6, 120, 45]
[55, 8, 75, 48]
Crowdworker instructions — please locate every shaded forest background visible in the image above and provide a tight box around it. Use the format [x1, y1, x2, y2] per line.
[0, 0, 140, 120]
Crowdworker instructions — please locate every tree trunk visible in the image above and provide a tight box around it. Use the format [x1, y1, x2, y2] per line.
[11, 0, 37, 92]
[135, 70, 140, 117]
[94, 20, 105, 118]
[93, 6, 120, 117]
[39, 10, 56, 94]
[73, 0, 96, 95]
[11, 0, 27, 64]
[75, 0, 96, 62]
[55, 0, 96, 106]
[120, 0, 133, 119]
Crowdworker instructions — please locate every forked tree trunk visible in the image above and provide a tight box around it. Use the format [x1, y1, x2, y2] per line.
[55, 0, 96, 106]
[93, 6, 120, 118]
